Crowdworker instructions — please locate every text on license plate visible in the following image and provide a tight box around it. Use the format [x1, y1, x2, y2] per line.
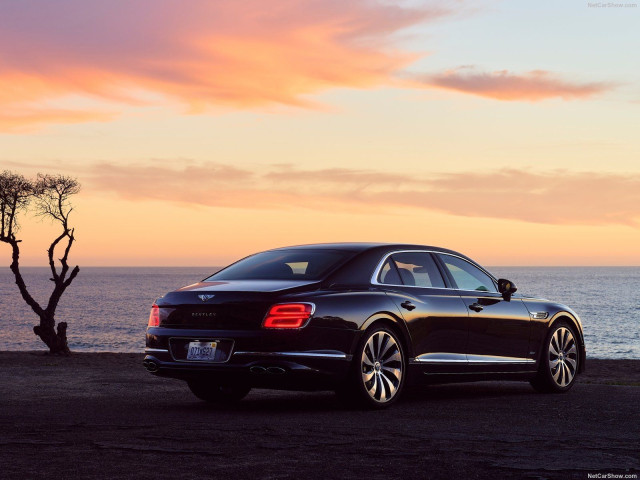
[186, 341, 218, 361]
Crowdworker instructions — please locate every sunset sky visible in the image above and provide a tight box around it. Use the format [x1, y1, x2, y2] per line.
[1, 0, 639, 266]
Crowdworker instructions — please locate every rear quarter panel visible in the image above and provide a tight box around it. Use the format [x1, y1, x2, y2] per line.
[293, 289, 410, 357]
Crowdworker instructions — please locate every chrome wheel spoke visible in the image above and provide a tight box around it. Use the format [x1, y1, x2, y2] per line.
[379, 373, 395, 398]
[364, 342, 375, 364]
[550, 332, 561, 356]
[367, 374, 378, 398]
[565, 357, 577, 370]
[379, 336, 392, 360]
[384, 351, 401, 364]
[381, 366, 401, 382]
[565, 364, 575, 383]
[362, 369, 375, 382]
[374, 332, 383, 357]
[562, 363, 571, 387]
[375, 375, 385, 401]
[562, 329, 570, 350]
[380, 343, 397, 362]
[556, 329, 564, 350]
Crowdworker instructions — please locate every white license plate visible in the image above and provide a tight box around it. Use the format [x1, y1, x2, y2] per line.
[186, 341, 218, 361]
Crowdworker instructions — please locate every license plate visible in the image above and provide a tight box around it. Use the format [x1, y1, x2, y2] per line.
[186, 341, 218, 361]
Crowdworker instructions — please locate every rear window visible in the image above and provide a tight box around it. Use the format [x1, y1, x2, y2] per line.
[205, 249, 351, 281]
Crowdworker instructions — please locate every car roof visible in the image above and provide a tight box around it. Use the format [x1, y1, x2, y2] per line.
[267, 242, 462, 256]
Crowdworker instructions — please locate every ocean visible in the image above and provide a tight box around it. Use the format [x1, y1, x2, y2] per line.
[0, 267, 638, 359]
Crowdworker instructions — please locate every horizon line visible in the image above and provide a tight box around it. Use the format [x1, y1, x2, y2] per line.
[9, 264, 640, 268]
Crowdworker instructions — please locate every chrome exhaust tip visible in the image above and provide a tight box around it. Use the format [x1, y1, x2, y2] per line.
[143, 359, 159, 373]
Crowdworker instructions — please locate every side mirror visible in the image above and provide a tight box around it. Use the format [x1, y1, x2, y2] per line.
[498, 278, 517, 299]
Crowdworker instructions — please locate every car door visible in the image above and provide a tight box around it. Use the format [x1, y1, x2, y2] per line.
[375, 251, 470, 372]
[435, 253, 532, 369]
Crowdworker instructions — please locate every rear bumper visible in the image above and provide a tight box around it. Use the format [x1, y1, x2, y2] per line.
[144, 326, 356, 389]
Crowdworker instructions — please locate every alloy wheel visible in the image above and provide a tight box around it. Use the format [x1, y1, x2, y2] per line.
[548, 326, 578, 387]
[361, 330, 403, 403]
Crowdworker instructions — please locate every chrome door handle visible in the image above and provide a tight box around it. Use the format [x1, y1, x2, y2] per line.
[400, 301, 416, 311]
[469, 303, 483, 312]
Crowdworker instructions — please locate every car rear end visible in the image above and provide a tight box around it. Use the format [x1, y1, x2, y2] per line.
[143, 249, 360, 390]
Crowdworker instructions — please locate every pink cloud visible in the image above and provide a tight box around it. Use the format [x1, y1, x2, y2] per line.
[424, 67, 614, 101]
[0, 0, 443, 128]
[75, 162, 640, 227]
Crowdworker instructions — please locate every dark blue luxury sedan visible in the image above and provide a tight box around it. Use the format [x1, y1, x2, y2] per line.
[144, 243, 585, 408]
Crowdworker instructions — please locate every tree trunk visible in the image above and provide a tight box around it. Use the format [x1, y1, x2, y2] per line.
[33, 316, 70, 355]
[7, 238, 75, 355]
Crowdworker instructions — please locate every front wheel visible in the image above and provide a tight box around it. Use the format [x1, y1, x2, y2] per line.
[531, 322, 580, 393]
[187, 380, 251, 403]
[337, 325, 406, 408]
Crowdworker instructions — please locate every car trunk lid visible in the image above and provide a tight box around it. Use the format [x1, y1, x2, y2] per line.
[155, 279, 318, 329]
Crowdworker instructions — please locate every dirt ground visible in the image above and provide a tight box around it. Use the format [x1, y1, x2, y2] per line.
[0, 352, 638, 480]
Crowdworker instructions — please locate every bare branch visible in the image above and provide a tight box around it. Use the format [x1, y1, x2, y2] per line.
[47, 232, 67, 282]
[0, 171, 35, 241]
[34, 174, 81, 281]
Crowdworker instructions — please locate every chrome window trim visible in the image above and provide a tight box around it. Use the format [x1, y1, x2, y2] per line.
[413, 353, 535, 365]
[370, 249, 498, 291]
[233, 351, 348, 359]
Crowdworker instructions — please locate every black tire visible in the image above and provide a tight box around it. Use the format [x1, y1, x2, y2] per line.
[187, 380, 251, 403]
[336, 324, 406, 409]
[531, 321, 580, 393]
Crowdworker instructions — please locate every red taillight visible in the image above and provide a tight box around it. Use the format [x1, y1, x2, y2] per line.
[263, 303, 314, 329]
[148, 304, 160, 327]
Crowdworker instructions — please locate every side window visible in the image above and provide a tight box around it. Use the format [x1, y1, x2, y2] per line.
[438, 254, 497, 292]
[378, 258, 401, 285]
[388, 252, 445, 288]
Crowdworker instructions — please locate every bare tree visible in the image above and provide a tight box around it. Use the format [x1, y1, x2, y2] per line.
[0, 171, 80, 355]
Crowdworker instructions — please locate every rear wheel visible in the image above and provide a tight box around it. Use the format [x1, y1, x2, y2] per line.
[337, 325, 406, 408]
[187, 380, 251, 403]
[531, 322, 579, 393]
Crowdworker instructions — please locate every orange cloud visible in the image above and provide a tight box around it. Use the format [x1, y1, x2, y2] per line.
[423, 67, 614, 101]
[77, 162, 640, 227]
[0, 0, 443, 128]
[0, 108, 114, 132]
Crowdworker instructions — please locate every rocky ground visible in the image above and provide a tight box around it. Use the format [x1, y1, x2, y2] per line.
[0, 352, 638, 479]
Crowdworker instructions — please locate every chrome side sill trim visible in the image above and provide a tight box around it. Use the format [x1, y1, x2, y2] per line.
[144, 348, 169, 353]
[423, 370, 537, 375]
[413, 353, 535, 365]
[467, 354, 535, 365]
[233, 351, 348, 359]
[413, 353, 467, 363]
